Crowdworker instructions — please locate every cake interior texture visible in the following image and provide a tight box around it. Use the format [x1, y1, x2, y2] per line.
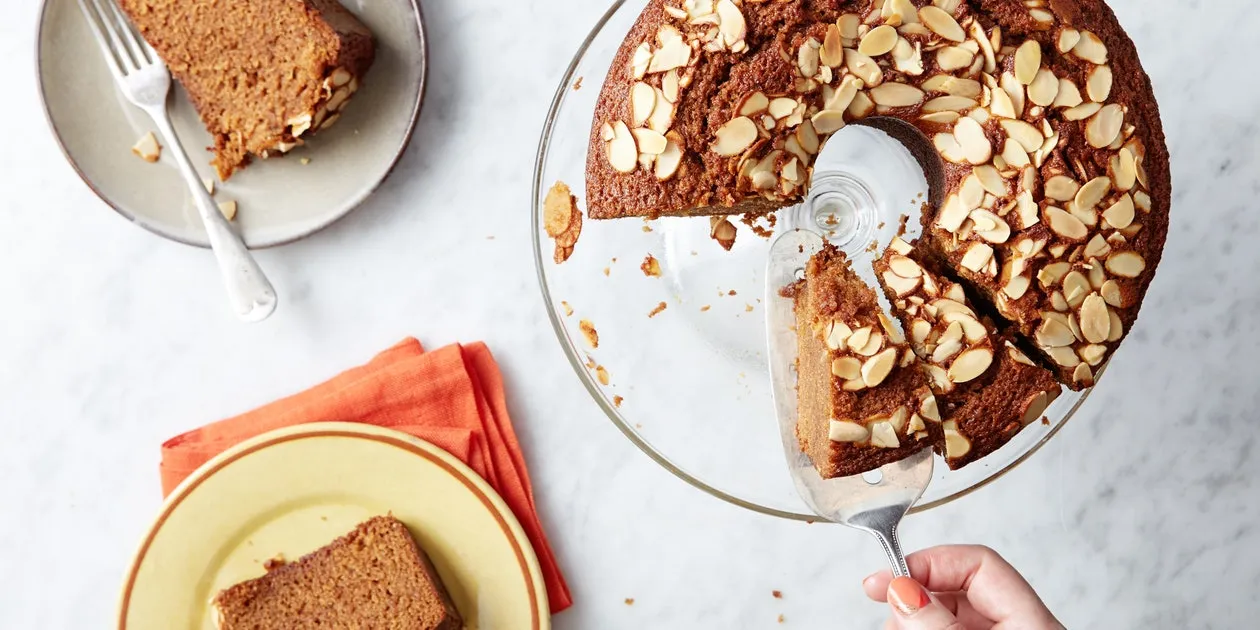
[119, 0, 375, 179]
[212, 515, 461, 630]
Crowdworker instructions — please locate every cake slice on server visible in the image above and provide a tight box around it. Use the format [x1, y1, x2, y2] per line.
[119, 0, 375, 180]
[789, 243, 942, 479]
[875, 238, 1062, 469]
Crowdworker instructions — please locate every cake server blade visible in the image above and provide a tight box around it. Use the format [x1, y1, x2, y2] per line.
[765, 229, 933, 579]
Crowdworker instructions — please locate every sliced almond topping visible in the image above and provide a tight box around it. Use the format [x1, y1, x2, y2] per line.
[1014, 41, 1041, 85]
[960, 242, 994, 274]
[600, 122, 615, 142]
[1074, 176, 1112, 212]
[919, 5, 965, 41]
[949, 347, 994, 383]
[888, 255, 922, 278]
[1107, 308, 1124, 342]
[1045, 175, 1079, 201]
[825, 320, 854, 350]
[870, 82, 924, 108]
[1084, 233, 1112, 259]
[737, 91, 769, 117]
[1063, 271, 1090, 307]
[1053, 78, 1083, 108]
[1037, 315, 1076, 348]
[893, 37, 925, 75]
[971, 209, 1010, 243]
[1112, 148, 1137, 192]
[715, 0, 747, 46]
[832, 356, 862, 380]
[859, 24, 899, 56]
[1073, 362, 1094, 385]
[1072, 30, 1108, 64]
[654, 132, 684, 180]
[1021, 391, 1052, 426]
[855, 331, 885, 357]
[630, 82, 656, 127]
[1103, 194, 1135, 230]
[132, 131, 162, 162]
[1027, 68, 1059, 107]
[1039, 261, 1071, 287]
[1080, 344, 1107, 367]
[1000, 119, 1043, 153]
[944, 426, 971, 459]
[1016, 190, 1039, 228]
[647, 37, 691, 74]
[923, 96, 978, 113]
[711, 117, 758, 156]
[869, 421, 900, 449]
[844, 49, 883, 86]
[954, 117, 991, 165]
[797, 39, 821, 78]
[1004, 274, 1031, 299]
[838, 13, 861, 41]
[936, 46, 975, 72]
[1133, 190, 1152, 213]
[1086, 104, 1124, 148]
[990, 85, 1017, 119]
[847, 326, 873, 353]
[934, 133, 967, 164]
[1101, 280, 1125, 308]
[630, 42, 652, 79]
[217, 200, 237, 221]
[1046, 346, 1080, 368]
[1000, 72, 1026, 118]
[882, 271, 922, 297]
[820, 24, 845, 67]
[1106, 251, 1146, 278]
[1080, 294, 1111, 344]
[632, 128, 667, 155]
[1002, 139, 1030, 168]
[829, 420, 869, 443]
[1045, 207, 1088, 240]
[1063, 101, 1102, 122]
[974, 165, 1007, 196]
[811, 110, 847, 135]
[1086, 65, 1113, 102]
[1057, 28, 1081, 53]
[769, 97, 797, 119]
[647, 89, 675, 132]
[607, 121, 638, 172]
[861, 347, 900, 387]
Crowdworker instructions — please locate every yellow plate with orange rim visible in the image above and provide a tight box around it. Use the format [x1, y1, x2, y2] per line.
[118, 422, 549, 630]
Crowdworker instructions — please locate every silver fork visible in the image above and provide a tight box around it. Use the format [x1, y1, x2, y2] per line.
[78, 0, 278, 322]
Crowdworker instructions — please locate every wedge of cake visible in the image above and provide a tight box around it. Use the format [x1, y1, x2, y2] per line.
[791, 243, 941, 479]
[875, 238, 1062, 469]
[212, 515, 461, 630]
[119, 0, 375, 180]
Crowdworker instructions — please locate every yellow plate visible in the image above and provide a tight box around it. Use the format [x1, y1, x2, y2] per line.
[119, 422, 549, 630]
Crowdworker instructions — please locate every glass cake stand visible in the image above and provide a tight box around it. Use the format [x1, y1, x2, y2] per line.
[531, 0, 1097, 521]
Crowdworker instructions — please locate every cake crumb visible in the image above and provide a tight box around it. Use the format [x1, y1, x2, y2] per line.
[263, 554, 286, 571]
[486, 235, 495, 240]
[745, 304, 754, 312]
[700, 305, 711, 312]
[772, 590, 782, 599]
[866, 239, 879, 252]
[642, 225, 653, 233]
[595, 365, 610, 385]
[579, 320, 599, 349]
[648, 302, 667, 318]
[300, 157, 311, 165]
[778, 614, 785, 623]
[877, 221, 885, 229]
[740, 212, 776, 239]
[561, 301, 574, 317]
[603, 267, 611, 276]
[584, 355, 597, 369]
[573, 76, 583, 90]
[218, 200, 238, 221]
[641, 255, 662, 277]
[545, 181, 582, 264]
[710, 216, 737, 250]
[896, 213, 910, 237]
[1041, 416, 1050, 426]
[729, 290, 737, 296]
[624, 598, 635, 606]
[613, 395, 624, 408]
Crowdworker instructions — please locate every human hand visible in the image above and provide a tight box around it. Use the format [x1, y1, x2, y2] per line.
[862, 545, 1064, 630]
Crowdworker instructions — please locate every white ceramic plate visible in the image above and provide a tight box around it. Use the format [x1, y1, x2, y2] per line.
[118, 423, 549, 630]
[37, 0, 427, 248]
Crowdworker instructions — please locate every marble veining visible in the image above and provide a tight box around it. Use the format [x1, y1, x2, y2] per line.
[2, 0, 1259, 627]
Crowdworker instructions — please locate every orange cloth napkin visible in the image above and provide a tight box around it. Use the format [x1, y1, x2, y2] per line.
[159, 338, 572, 614]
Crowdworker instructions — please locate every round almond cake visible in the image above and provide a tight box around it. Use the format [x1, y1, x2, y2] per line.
[585, 0, 1169, 472]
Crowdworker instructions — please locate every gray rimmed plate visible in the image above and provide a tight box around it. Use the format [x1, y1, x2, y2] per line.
[36, 0, 427, 248]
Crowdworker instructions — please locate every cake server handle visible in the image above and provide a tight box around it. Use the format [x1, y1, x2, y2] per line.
[148, 109, 279, 322]
[850, 505, 912, 578]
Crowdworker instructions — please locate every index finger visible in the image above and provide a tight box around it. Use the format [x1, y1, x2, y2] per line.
[863, 545, 1058, 625]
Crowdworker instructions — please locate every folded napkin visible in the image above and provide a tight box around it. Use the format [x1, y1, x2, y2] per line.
[159, 338, 572, 614]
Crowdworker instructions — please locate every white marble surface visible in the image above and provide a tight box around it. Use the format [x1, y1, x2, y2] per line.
[3, 0, 1259, 627]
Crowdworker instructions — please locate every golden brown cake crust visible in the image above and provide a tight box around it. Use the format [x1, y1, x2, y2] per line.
[875, 238, 1061, 468]
[212, 516, 461, 630]
[793, 244, 942, 478]
[120, 0, 375, 180]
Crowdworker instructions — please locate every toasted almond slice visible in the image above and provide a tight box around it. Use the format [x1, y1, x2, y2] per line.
[1086, 65, 1113, 102]
[889, 255, 922, 278]
[821, 24, 844, 67]
[855, 331, 885, 357]
[630, 42, 652, 79]
[832, 356, 863, 380]
[923, 95, 977, 113]
[217, 200, 237, 221]
[919, 5, 965, 41]
[921, 111, 961, 125]
[631, 82, 656, 127]
[860, 24, 899, 56]
[1000, 119, 1043, 153]
[949, 347, 993, 383]
[647, 88, 674, 132]
[811, 109, 847, 135]
[716, 0, 747, 46]
[1000, 72, 1026, 119]
[1103, 194, 1135, 229]
[797, 39, 821, 78]
[936, 193, 971, 232]
[632, 128, 667, 155]
[990, 85, 1017, 119]
[1021, 391, 1051, 426]
[1045, 207, 1088, 240]
[1045, 175, 1079, 201]
[1027, 68, 1059, 107]
[1086, 104, 1124, 148]
[1063, 101, 1102, 122]
[936, 46, 975, 72]
[608, 121, 638, 172]
[737, 91, 770, 117]
[844, 48, 883, 85]
[838, 13, 861, 40]
[954, 117, 991, 165]
[1106, 251, 1146, 278]
[1080, 294, 1111, 343]
[935, 133, 967, 164]
[648, 37, 690, 73]
[1107, 308, 1124, 342]
[1058, 28, 1081, 53]
[960, 242, 994, 273]
[944, 426, 971, 458]
[869, 421, 900, 449]
[971, 209, 1010, 243]
[1053, 78, 1083, 108]
[882, 270, 922, 297]
[974, 165, 1006, 196]
[870, 82, 924, 108]
[1113, 148, 1138, 192]
[711, 117, 758, 156]
[1072, 30, 1108, 64]
[829, 420, 869, 442]
[769, 97, 797, 119]
[825, 320, 854, 350]
[1075, 176, 1112, 211]
[862, 347, 900, 387]
[654, 132, 684, 180]
[1014, 40, 1041, 85]
[132, 131, 162, 162]
[1037, 316, 1076, 348]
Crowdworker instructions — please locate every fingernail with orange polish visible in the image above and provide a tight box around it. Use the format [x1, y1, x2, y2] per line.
[888, 577, 930, 616]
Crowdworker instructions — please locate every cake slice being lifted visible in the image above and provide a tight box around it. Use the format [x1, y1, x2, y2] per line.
[790, 243, 941, 479]
[119, 0, 375, 180]
[875, 238, 1062, 469]
[212, 515, 461, 630]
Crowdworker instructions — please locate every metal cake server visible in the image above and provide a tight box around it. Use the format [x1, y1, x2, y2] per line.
[764, 119, 945, 577]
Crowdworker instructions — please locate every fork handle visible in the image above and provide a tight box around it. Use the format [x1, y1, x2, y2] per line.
[149, 110, 278, 322]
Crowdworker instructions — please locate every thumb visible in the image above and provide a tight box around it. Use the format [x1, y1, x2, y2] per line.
[887, 576, 965, 630]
